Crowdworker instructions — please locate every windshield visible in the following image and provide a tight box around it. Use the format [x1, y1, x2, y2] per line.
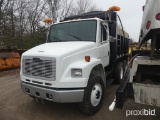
[48, 20, 97, 42]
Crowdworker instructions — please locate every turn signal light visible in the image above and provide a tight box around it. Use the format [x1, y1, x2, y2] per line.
[109, 6, 120, 11]
[85, 56, 90, 62]
[146, 21, 151, 29]
[156, 13, 160, 20]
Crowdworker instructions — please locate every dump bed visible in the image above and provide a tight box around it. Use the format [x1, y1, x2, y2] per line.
[63, 11, 117, 22]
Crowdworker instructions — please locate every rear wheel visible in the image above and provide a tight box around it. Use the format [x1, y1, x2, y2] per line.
[122, 60, 128, 73]
[114, 62, 124, 83]
[79, 75, 104, 115]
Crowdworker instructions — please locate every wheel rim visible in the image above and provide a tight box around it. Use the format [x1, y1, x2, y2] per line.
[120, 66, 124, 80]
[91, 84, 102, 106]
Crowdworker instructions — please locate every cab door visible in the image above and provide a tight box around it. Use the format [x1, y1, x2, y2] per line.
[99, 23, 110, 67]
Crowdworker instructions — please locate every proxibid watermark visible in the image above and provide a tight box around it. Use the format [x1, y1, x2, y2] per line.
[126, 109, 156, 117]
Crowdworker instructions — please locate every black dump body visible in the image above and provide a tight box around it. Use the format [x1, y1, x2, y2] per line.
[110, 34, 130, 65]
[63, 11, 117, 21]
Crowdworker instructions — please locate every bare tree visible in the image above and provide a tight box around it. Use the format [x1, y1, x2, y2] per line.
[0, 0, 9, 38]
[45, 0, 74, 21]
[10, 0, 15, 37]
[15, 0, 27, 37]
[26, 0, 46, 36]
[70, 0, 98, 15]
[45, 0, 61, 22]
[0, 0, 99, 49]
[0, 0, 16, 44]
[0, 0, 4, 39]
[58, 0, 74, 19]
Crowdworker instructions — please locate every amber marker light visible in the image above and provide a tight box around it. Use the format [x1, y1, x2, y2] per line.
[109, 6, 121, 11]
[85, 56, 90, 62]
[43, 18, 53, 23]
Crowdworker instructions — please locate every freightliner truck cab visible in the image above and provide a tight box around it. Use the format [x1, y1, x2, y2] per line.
[21, 7, 130, 115]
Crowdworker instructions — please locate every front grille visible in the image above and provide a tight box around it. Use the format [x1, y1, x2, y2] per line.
[22, 57, 56, 81]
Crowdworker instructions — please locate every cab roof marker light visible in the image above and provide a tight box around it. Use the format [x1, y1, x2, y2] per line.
[109, 6, 120, 11]
[43, 18, 53, 23]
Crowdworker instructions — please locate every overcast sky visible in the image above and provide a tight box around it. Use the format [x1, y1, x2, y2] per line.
[93, 0, 146, 41]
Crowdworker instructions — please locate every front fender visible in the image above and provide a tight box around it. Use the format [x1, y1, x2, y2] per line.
[59, 58, 102, 88]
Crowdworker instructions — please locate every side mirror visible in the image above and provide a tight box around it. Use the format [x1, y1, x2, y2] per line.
[109, 36, 116, 42]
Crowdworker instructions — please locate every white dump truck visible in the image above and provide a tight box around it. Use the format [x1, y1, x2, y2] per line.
[113, 0, 160, 110]
[20, 7, 130, 114]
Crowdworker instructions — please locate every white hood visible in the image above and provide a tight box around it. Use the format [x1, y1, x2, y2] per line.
[23, 41, 97, 58]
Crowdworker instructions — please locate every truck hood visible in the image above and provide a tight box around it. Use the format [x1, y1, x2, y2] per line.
[23, 41, 97, 57]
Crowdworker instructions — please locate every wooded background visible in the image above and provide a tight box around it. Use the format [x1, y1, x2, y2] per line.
[0, 0, 98, 49]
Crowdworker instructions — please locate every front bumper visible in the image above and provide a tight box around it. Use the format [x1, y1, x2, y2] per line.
[21, 82, 84, 103]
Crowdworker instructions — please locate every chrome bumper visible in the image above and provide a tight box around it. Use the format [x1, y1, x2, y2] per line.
[21, 82, 84, 103]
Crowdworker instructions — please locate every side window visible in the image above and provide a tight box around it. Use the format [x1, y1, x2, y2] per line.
[101, 24, 108, 42]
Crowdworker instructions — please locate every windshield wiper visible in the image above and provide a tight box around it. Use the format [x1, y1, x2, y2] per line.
[68, 34, 81, 40]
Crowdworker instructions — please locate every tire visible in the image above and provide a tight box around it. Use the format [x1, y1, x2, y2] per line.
[122, 60, 128, 73]
[79, 75, 104, 115]
[114, 62, 124, 84]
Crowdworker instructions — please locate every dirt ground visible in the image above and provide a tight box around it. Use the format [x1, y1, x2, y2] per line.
[0, 69, 160, 120]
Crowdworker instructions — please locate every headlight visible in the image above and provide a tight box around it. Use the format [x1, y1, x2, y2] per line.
[71, 69, 82, 77]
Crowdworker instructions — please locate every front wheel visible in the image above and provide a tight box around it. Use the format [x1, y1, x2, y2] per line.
[79, 76, 104, 115]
